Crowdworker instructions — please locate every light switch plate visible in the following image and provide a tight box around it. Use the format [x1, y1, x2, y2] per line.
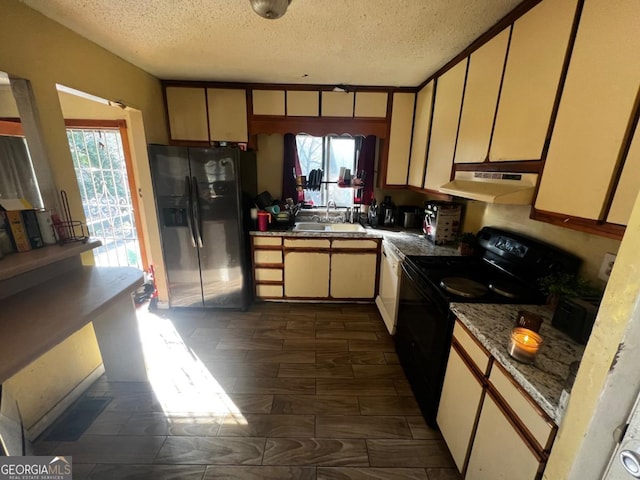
[598, 252, 617, 282]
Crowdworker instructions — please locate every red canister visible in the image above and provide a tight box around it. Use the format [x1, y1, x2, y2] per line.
[257, 211, 271, 232]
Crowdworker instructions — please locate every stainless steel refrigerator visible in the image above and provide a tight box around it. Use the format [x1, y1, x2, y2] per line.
[149, 144, 253, 309]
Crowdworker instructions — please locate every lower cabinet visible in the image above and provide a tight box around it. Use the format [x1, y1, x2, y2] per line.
[330, 252, 377, 298]
[284, 251, 330, 298]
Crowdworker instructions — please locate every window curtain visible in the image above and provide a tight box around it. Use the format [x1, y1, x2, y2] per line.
[355, 135, 376, 205]
[0, 135, 42, 208]
[282, 133, 304, 203]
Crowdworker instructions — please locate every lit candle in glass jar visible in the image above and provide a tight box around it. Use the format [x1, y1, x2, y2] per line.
[508, 327, 543, 363]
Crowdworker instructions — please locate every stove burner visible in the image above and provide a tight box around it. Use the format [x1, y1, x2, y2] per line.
[440, 277, 489, 298]
[488, 282, 526, 299]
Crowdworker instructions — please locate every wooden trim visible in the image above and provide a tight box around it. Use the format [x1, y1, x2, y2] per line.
[420, 80, 437, 188]
[454, 319, 493, 363]
[252, 245, 284, 251]
[407, 184, 453, 201]
[454, 160, 543, 173]
[248, 116, 389, 138]
[203, 87, 212, 143]
[163, 79, 410, 93]
[530, 209, 625, 240]
[64, 119, 125, 129]
[161, 84, 173, 145]
[330, 248, 379, 254]
[452, 338, 487, 384]
[167, 139, 211, 147]
[253, 262, 284, 269]
[416, 0, 543, 91]
[255, 280, 284, 286]
[450, 58, 470, 180]
[0, 119, 24, 136]
[377, 92, 395, 188]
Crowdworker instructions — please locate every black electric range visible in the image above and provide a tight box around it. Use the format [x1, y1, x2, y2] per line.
[395, 226, 580, 427]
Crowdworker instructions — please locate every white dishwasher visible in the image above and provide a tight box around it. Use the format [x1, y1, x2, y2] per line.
[375, 240, 403, 334]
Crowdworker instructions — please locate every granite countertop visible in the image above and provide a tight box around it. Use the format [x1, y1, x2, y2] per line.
[450, 303, 585, 424]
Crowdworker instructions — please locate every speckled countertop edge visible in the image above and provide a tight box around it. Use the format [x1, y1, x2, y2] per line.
[451, 303, 585, 424]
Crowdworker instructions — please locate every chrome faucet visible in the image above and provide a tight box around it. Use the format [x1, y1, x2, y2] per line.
[326, 200, 337, 221]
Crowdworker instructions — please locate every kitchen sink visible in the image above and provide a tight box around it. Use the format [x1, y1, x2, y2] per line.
[292, 222, 366, 233]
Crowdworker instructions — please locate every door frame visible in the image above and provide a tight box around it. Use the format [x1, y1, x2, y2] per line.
[65, 119, 149, 270]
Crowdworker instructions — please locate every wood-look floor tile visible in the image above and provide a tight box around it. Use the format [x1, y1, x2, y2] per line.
[202, 362, 280, 378]
[406, 416, 441, 440]
[218, 414, 315, 437]
[317, 467, 429, 480]
[87, 464, 206, 480]
[244, 350, 316, 364]
[263, 438, 369, 467]
[290, 304, 344, 315]
[316, 351, 387, 366]
[88, 379, 154, 394]
[278, 364, 354, 379]
[229, 377, 316, 395]
[32, 440, 59, 456]
[223, 394, 274, 414]
[247, 302, 291, 313]
[272, 395, 360, 415]
[104, 392, 163, 413]
[347, 339, 395, 352]
[189, 327, 255, 340]
[84, 410, 131, 435]
[316, 379, 397, 396]
[394, 378, 414, 395]
[195, 350, 248, 363]
[118, 412, 224, 436]
[284, 339, 349, 352]
[358, 396, 421, 416]
[315, 320, 347, 330]
[316, 330, 379, 341]
[216, 338, 283, 350]
[56, 435, 166, 464]
[253, 328, 317, 339]
[366, 439, 455, 468]
[66, 463, 94, 480]
[343, 321, 387, 332]
[316, 415, 411, 439]
[286, 319, 319, 330]
[352, 365, 406, 379]
[154, 436, 265, 465]
[204, 466, 316, 480]
[384, 352, 400, 364]
[426, 468, 463, 479]
[227, 318, 288, 329]
[317, 312, 371, 321]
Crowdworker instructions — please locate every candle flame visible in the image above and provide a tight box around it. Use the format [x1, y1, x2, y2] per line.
[524, 335, 530, 343]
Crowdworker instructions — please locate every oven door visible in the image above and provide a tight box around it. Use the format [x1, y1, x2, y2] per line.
[395, 260, 454, 427]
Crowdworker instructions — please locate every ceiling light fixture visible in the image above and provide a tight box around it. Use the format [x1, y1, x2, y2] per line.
[249, 0, 291, 20]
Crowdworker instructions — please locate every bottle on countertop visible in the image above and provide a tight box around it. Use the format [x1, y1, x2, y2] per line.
[380, 196, 395, 227]
[368, 198, 378, 227]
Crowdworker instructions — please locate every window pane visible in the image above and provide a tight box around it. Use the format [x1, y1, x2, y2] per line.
[326, 137, 356, 206]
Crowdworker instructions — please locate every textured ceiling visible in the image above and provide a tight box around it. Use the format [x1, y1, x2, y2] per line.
[22, 0, 523, 87]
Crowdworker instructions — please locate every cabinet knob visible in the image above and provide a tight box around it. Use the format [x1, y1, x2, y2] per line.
[620, 450, 640, 477]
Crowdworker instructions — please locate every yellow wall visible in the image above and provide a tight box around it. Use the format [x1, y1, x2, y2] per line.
[0, 85, 19, 116]
[4, 324, 102, 432]
[256, 133, 284, 197]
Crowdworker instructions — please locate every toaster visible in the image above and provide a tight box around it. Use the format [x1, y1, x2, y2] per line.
[551, 296, 600, 345]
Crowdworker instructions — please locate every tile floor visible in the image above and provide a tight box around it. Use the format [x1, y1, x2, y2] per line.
[35, 302, 460, 479]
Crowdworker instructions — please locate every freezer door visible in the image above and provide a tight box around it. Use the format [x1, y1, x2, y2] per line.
[149, 145, 204, 307]
[189, 148, 247, 308]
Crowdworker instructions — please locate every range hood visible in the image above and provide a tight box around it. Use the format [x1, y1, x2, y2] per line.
[439, 171, 538, 205]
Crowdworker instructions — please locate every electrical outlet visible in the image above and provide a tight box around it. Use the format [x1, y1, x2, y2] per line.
[598, 252, 617, 282]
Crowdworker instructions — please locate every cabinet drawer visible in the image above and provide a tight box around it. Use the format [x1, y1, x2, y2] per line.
[256, 284, 283, 298]
[489, 363, 555, 450]
[253, 237, 282, 247]
[332, 239, 378, 249]
[255, 268, 283, 282]
[453, 320, 491, 375]
[284, 238, 331, 248]
[254, 250, 283, 264]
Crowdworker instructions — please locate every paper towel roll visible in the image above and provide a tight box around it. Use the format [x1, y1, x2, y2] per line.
[36, 209, 57, 245]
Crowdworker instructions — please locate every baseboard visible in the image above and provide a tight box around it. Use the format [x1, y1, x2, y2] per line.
[26, 364, 105, 440]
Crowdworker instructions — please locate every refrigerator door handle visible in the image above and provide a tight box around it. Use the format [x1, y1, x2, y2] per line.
[192, 176, 204, 248]
[185, 176, 197, 247]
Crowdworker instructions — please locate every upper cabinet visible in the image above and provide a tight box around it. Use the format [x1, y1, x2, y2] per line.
[252, 90, 285, 116]
[165, 87, 209, 142]
[423, 59, 467, 191]
[354, 92, 388, 118]
[321, 91, 355, 117]
[490, 0, 578, 162]
[535, 0, 640, 222]
[454, 29, 509, 164]
[207, 88, 248, 142]
[286, 90, 319, 116]
[385, 92, 416, 186]
[606, 121, 640, 226]
[407, 82, 434, 188]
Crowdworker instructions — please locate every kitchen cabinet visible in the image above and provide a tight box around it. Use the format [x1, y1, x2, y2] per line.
[330, 251, 377, 299]
[165, 86, 209, 142]
[252, 236, 284, 299]
[354, 92, 388, 118]
[490, 0, 578, 162]
[321, 91, 355, 117]
[423, 59, 467, 191]
[207, 88, 248, 142]
[535, 0, 640, 221]
[252, 89, 285, 116]
[607, 123, 640, 225]
[407, 81, 434, 188]
[454, 29, 509, 164]
[286, 90, 319, 116]
[385, 92, 416, 186]
[284, 251, 330, 298]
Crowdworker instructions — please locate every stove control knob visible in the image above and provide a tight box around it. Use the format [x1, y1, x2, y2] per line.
[620, 449, 640, 477]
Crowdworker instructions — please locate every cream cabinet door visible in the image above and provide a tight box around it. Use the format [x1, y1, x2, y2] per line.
[535, 0, 640, 220]
[330, 253, 377, 299]
[165, 86, 209, 141]
[284, 251, 330, 298]
[466, 392, 542, 480]
[321, 91, 355, 117]
[424, 60, 467, 190]
[607, 123, 640, 226]
[287, 91, 319, 116]
[386, 92, 416, 185]
[437, 346, 484, 472]
[455, 29, 509, 164]
[252, 90, 285, 116]
[207, 88, 248, 142]
[354, 92, 388, 118]
[490, 0, 578, 161]
[407, 82, 434, 188]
